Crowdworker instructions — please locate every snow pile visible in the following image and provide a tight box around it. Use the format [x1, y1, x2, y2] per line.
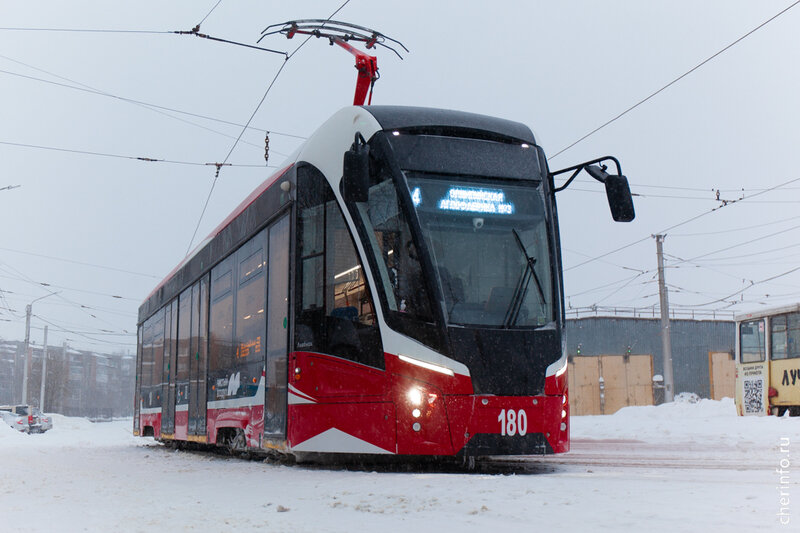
[0, 400, 796, 533]
[571, 397, 794, 449]
[0, 414, 139, 449]
[0, 417, 26, 440]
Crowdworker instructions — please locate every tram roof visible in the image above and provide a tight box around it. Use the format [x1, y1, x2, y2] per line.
[734, 303, 800, 322]
[363, 105, 537, 145]
[138, 105, 538, 324]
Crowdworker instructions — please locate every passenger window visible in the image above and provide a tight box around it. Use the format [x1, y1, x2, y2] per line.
[740, 319, 765, 363]
[771, 313, 800, 360]
[235, 230, 267, 397]
[208, 230, 268, 400]
[771, 316, 788, 360]
[177, 289, 191, 385]
[296, 164, 383, 369]
[209, 255, 235, 397]
[358, 173, 433, 321]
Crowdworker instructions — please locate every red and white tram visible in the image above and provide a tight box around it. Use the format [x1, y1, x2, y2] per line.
[134, 104, 634, 460]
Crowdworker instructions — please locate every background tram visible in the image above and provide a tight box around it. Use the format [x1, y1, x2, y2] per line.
[134, 105, 634, 458]
[735, 304, 800, 416]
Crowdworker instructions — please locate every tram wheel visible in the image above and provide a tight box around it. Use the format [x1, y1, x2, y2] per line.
[228, 429, 247, 454]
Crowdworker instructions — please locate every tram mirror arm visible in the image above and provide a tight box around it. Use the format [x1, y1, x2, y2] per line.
[342, 132, 371, 203]
[550, 156, 635, 222]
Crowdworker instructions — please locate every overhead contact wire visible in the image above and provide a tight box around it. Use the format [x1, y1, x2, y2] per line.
[551, 0, 800, 159]
[185, 0, 352, 255]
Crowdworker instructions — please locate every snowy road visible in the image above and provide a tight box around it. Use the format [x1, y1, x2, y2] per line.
[1, 400, 796, 532]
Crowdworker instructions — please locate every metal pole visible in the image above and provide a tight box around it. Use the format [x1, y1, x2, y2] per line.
[21, 304, 31, 404]
[62, 341, 68, 415]
[39, 326, 48, 411]
[20, 292, 60, 404]
[654, 234, 675, 402]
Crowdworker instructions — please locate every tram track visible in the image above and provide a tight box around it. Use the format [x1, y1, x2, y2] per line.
[499, 438, 770, 472]
[150, 436, 765, 475]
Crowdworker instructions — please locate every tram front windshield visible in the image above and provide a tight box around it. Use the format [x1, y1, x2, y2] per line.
[405, 174, 553, 328]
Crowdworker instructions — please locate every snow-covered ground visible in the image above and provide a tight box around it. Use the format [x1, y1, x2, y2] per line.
[1, 399, 796, 532]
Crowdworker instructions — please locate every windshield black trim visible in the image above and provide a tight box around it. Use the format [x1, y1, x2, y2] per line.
[386, 133, 542, 182]
[363, 105, 537, 145]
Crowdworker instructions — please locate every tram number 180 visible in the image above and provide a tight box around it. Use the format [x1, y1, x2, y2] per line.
[497, 409, 528, 436]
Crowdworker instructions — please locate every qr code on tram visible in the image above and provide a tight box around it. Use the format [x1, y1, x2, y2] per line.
[743, 378, 764, 414]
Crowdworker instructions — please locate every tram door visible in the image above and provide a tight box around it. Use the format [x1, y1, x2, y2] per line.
[188, 277, 209, 437]
[162, 299, 178, 434]
[736, 317, 769, 416]
[133, 327, 142, 435]
[264, 214, 290, 437]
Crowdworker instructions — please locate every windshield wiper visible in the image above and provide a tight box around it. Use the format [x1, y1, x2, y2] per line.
[503, 228, 547, 327]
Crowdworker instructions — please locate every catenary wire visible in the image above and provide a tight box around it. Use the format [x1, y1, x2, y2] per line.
[670, 214, 800, 237]
[0, 55, 305, 138]
[678, 264, 800, 308]
[0, 246, 160, 279]
[0, 139, 273, 168]
[565, 175, 800, 272]
[185, 0, 352, 255]
[550, 0, 800, 159]
[197, 0, 224, 28]
[0, 63, 295, 157]
[0, 27, 172, 34]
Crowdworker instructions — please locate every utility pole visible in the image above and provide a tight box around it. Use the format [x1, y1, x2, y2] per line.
[20, 292, 59, 405]
[39, 326, 48, 411]
[21, 304, 32, 404]
[654, 234, 675, 403]
[60, 341, 68, 414]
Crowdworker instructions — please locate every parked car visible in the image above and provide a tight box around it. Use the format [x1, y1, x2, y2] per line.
[0, 405, 44, 433]
[0, 409, 30, 433]
[32, 408, 53, 432]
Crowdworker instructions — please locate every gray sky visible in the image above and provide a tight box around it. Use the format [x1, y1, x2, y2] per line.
[1, 0, 798, 352]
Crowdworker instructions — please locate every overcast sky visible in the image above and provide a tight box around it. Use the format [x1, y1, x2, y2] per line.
[1, 1, 798, 352]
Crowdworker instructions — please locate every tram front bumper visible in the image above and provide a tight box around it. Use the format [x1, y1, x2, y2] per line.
[395, 386, 569, 456]
[446, 394, 568, 456]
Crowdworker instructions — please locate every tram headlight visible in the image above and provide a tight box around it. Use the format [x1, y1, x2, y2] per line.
[407, 387, 438, 407]
[408, 388, 423, 406]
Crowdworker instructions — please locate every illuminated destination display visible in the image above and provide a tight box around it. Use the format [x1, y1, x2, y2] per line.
[437, 187, 515, 215]
[411, 187, 422, 207]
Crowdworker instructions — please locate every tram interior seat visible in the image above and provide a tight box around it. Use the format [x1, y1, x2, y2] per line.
[331, 306, 359, 322]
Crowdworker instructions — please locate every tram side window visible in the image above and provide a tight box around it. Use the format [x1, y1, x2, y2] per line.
[235, 229, 267, 397]
[139, 309, 164, 408]
[740, 319, 765, 363]
[358, 171, 433, 321]
[296, 164, 383, 369]
[141, 314, 156, 408]
[176, 288, 192, 404]
[209, 255, 235, 398]
[771, 313, 800, 360]
[154, 309, 165, 397]
[164, 299, 177, 389]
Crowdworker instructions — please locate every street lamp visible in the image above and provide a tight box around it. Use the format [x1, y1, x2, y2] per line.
[21, 292, 59, 405]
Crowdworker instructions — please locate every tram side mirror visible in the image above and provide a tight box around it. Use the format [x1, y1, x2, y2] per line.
[342, 134, 370, 203]
[585, 165, 635, 222]
[605, 174, 635, 222]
